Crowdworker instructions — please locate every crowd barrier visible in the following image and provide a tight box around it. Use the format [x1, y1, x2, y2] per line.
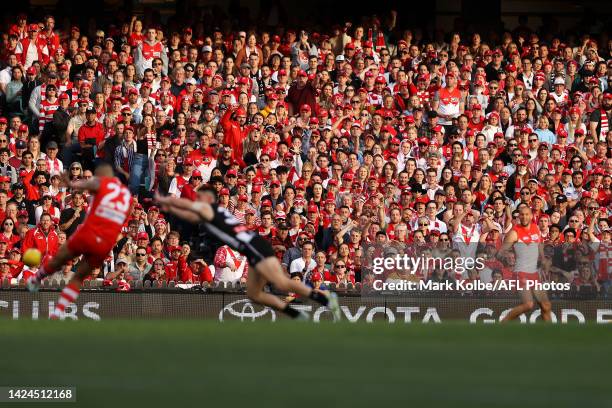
[1, 280, 611, 323]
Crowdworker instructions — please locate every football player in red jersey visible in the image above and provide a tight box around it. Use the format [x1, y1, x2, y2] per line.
[155, 186, 341, 321]
[27, 163, 134, 318]
[498, 204, 552, 322]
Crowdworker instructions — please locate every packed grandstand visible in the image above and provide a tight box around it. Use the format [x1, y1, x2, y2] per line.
[0, 8, 609, 293]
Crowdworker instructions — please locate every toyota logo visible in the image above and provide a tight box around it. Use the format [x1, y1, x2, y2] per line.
[219, 299, 277, 322]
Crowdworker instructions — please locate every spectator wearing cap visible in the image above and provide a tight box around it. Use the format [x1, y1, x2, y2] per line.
[180, 169, 203, 201]
[44, 141, 63, 176]
[220, 105, 248, 165]
[169, 156, 197, 197]
[78, 107, 105, 169]
[15, 23, 49, 69]
[484, 49, 503, 82]
[8, 184, 26, 214]
[287, 67, 317, 116]
[261, 179, 284, 209]
[37, 83, 59, 135]
[28, 71, 58, 124]
[0, 257, 14, 281]
[551, 76, 569, 107]
[34, 192, 59, 224]
[21, 65, 41, 118]
[432, 73, 463, 130]
[260, 92, 279, 118]
[45, 93, 71, 150]
[231, 193, 250, 225]
[105, 257, 129, 281]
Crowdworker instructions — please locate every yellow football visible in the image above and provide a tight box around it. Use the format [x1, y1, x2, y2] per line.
[23, 248, 42, 267]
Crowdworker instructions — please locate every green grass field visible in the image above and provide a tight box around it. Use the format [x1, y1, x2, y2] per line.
[0, 320, 611, 408]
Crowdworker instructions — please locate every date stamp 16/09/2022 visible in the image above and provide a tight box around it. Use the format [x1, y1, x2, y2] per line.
[0, 387, 76, 402]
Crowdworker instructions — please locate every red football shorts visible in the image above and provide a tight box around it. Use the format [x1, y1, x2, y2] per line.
[517, 271, 540, 286]
[67, 226, 115, 268]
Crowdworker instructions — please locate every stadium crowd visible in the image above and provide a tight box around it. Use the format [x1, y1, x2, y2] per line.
[0, 9, 609, 294]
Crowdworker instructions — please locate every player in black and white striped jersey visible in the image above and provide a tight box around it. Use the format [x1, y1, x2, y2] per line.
[155, 190, 341, 321]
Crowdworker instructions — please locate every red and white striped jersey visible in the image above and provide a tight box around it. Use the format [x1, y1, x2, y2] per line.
[39, 98, 60, 133]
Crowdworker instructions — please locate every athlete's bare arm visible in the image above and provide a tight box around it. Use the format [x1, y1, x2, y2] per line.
[155, 193, 214, 222]
[161, 204, 201, 223]
[61, 172, 101, 193]
[497, 229, 518, 263]
[69, 178, 101, 192]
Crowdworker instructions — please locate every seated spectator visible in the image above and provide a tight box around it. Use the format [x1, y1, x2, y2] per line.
[128, 246, 152, 281]
[144, 258, 167, 284]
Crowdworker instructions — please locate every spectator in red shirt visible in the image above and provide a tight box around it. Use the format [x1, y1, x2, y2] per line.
[286, 70, 318, 115]
[77, 108, 105, 168]
[220, 105, 248, 164]
[189, 258, 213, 284]
[21, 212, 59, 257]
[180, 170, 202, 201]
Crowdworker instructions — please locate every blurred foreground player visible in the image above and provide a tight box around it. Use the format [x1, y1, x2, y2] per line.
[155, 189, 341, 321]
[498, 204, 552, 322]
[27, 163, 133, 318]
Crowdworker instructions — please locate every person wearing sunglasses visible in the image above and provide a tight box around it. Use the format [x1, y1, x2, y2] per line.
[0, 217, 19, 249]
[437, 233, 451, 247]
[127, 246, 152, 282]
[328, 260, 354, 285]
